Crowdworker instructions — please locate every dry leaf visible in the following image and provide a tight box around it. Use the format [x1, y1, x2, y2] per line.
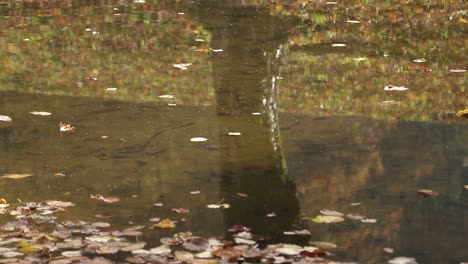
[417, 189, 438, 197]
[152, 218, 176, 229]
[0, 173, 33, 179]
[0, 115, 12, 122]
[172, 208, 190, 214]
[311, 215, 345, 223]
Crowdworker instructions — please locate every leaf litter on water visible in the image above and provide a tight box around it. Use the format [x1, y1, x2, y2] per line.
[191, 137, 208, 142]
[312, 215, 345, 223]
[30, 111, 51, 116]
[0, 173, 33, 179]
[0, 115, 12, 121]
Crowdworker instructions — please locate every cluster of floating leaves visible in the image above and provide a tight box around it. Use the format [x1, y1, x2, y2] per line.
[0, 200, 365, 264]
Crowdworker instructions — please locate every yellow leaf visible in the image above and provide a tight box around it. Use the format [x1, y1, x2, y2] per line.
[456, 108, 468, 117]
[0, 198, 7, 204]
[153, 218, 176, 229]
[311, 215, 345, 223]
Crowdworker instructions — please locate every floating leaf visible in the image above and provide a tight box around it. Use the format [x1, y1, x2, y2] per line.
[212, 247, 242, 261]
[361, 218, 378, 223]
[158, 94, 176, 99]
[0, 198, 7, 204]
[172, 208, 190, 214]
[417, 189, 438, 197]
[0, 115, 12, 122]
[59, 122, 75, 132]
[412, 58, 426, 63]
[30, 111, 51, 116]
[191, 137, 207, 142]
[300, 249, 327, 257]
[228, 132, 242, 136]
[450, 69, 466, 73]
[90, 194, 120, 203]
[456, 108, 468, 118]
[312, 215, 345, 223]
[332, 43, 346, 47]
[152, 218, 176, 229]
[0, 173, 33, 179]
[384, 247, 395, 254]
[320, 209, 344, 217]
[388, 256, 418, 264]
[150, 245, 171, 255]
[46, 200, 75, 207]
[236, 192, 248, 197]
[175, 251, 194, 262]
[173, 63, 192, 70]
[228, 224, 251, 232]
[190, 191, 200, 195]
[121, 242, 146, 252]
[384, 85, 408, 91]
[106, 88, 118, 91]
[183, 237, 209, 252]
[346, 214, 365, 220]
[309, 241, 337, 249]
[266, 212, 277, 217]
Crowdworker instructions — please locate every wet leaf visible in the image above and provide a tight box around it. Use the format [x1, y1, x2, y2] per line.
[191, 137, 208, 142]
[92, 222, 111, 228]
[95, 213, 113, 218]
[46, 200, 76, 207]
[274, 244, 303, 256]
[212, 247, 242, 261]
[0, 198, 7, 204]
[228, 132, 242, 136]
[152, 218, 176, 229]
[234, 237, 256, 245]
[346, 214, 365, 220]
[332, 43, 346, 47]
[0, 115, 12, 122]
[361, 218, 378, 223]
[59, 123, 75, 132]
[384, 247, 395, 254]
[0, 174, 33, 179]
[160, 237, 181, 246]
[312, 215, 345, 223]
[450, 69, 466, 73]
[183, 237, 209, 251]
[384, 85, 408, 91]
[96, 246, 119, 254]
[456, 108, 468, 117]
[320, 209, 344, 217]
[16, 241, 41, 253]
[30, 111, 51, 116]
[90, 194, 120, 203]
[309, 241, 337, 249]
[228, 224, 251, 232]
[300, 248, 327, 257]
[190, 191, 201, 195]
[417, 189, 438, 197]
[149, 245, 171, 255]
[266, 212, 277, 217]
[61, 251, 82, 257]
[412, 58, 426, 63]
[121, 242, 146, 252]
[388, 256, 418, 264]
[158, 94, 176, 99]
[172, 208, 190, 214]
[173, 63, 192, 70]
[235, 192, 248, 197]
[175, 251, 194, 262]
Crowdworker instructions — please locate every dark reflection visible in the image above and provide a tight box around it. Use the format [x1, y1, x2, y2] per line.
[191, 1, 301, 239]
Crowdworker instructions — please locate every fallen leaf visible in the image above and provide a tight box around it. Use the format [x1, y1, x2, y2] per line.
[417, 189, 438, 197]
[227, 224, 251, 232]
[412, 58, 426, 63]
[30, 111, 51, 116]
[236, 192, 248, 197]
[54, 172, 66, 177]
[183, 237, 209, 251]
[388, 256, 418, 264]
[106, 88, 118, 91]
[309, 241, 337, 249]
[456, 108, 468, 117]
[212, 247, 242, 261]
[0, 174, 33, 179]
[173, 63, 192, 70]
[158, 95, 176, 99]
[152, 218, 176, 229]
[228, 132, 242, 136]
[0, 115, 12, 122]
[175, 251, 194, 262]
[45, 200, 76, 207]
[319, 209, 344, 217]
[172, 208, 190, 214]
[311, 215, 345, 223]
[90, 194, 120, 203]
[332, 43, 346, 47]
[191, 137, 208, 142]
[150, 245, 171, 255]
[190, 191, 200, 194]
[384, 85, 408, 91]
[300, 249, 327, 257]
[450, 69, 466, 73]
[59, 123, 75, 132]
[266, 212, 277, 217]
[0, 198, 7, 204]
[384, 247, 395, 254]
[361, 218, 378, 223]
[121, 242, 146, 252]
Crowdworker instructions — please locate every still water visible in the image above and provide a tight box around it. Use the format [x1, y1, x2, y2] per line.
[0, 1, 467, 263]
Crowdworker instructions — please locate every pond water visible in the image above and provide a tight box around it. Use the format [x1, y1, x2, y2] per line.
[0, 1, 467, 263]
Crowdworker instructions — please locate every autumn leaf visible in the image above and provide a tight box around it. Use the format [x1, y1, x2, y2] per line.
[0, 173, 33, 179]
[172, 208, 190, 214]
[0, 115, 12, 122]
[311, 215, 345, 223]
[456, 108, 468, 118]
[152, 218, 176, 229]
[417, 189, 438, 197]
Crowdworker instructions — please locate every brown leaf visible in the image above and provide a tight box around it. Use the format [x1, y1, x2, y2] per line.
[300, 249, 327, 257]
[417, 189, 438, 197]
[152, 218, 176, 229]
[0, 174, 33, 179]
[212, 247, 242, 261]
[172, 208, 190, 214]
